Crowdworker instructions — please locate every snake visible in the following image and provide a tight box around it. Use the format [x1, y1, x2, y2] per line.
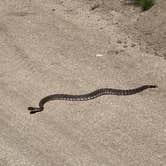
[28, 85, 157, 114]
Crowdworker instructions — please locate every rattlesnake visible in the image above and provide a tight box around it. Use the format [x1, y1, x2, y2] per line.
[28, 85, 157, 114]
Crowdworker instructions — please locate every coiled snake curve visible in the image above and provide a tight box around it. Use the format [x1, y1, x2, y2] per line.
[28, 85, 157, 114]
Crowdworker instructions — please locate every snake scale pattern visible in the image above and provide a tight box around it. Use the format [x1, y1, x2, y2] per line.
[28, 85, 157, 114]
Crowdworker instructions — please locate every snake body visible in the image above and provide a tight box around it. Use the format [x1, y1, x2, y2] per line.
[28, 85, 157, 114]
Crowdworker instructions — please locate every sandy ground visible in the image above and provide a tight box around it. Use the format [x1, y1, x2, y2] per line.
[108, 0, 166, 58]
[0, 0, 166, 166]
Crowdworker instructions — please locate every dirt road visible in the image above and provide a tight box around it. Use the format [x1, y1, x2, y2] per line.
[0, 0, 166, 166]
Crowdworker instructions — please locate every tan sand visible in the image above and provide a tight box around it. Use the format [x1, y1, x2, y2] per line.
[0, 0, 165, 165]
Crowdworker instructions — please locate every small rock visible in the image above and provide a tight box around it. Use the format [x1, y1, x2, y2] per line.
[115, 50, 119, 54]
[123, 45, 128, 48]
[90, 4, 100, 10]
[131, 43, 136, 47]
[96, 54, 103, 57]
[117, 40, 122, 44]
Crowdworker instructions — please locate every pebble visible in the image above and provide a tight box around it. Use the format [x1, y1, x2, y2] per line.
[96, 54, 103, 57]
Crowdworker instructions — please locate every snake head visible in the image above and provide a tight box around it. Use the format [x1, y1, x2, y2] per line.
[28, 107, 44, 114]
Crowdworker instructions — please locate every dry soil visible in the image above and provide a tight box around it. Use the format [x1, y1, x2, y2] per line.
[0, 0, 166, 166]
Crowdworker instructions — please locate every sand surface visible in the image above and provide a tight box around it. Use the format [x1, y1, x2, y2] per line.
[0, 0, 166, 166]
